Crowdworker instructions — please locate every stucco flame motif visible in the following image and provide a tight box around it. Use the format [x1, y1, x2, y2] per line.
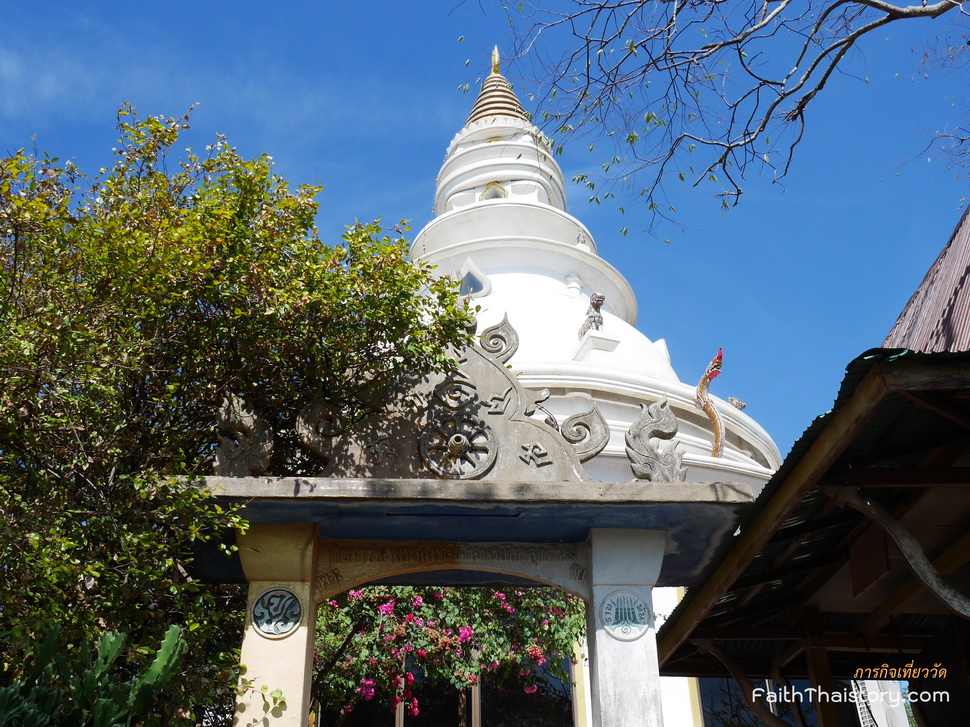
[213, 394, 273, 476]
[624, 397, 686, 482]
[694, 348, 724, 458]
[561, 406, 610, 462]
[479, 314, 519, 363]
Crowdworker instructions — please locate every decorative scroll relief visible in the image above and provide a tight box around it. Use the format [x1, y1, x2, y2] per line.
[314, 541, 591, 602]
[479, 314, 519, 364]
[213, 394, 273, 477]
[296, 395, 343, 460]
[601, 590, 652, 642]
[561, 406, 610, 463]
[239, 316, 592, 482]
[252, 588, 303, 639]
[625, 397, 687, 482]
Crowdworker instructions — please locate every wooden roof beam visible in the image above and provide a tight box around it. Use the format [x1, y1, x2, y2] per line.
[733, 553, 846, 590]
[736, 500, 843, 609]
[882, 358, 970, 392]
[824, 486, 970, 620]
[693, 639, 791, 727]
[899, 390, 970, 430]
[692, 628, 929, 651]
[821, 467, 970, 487]
[856, 530, 970, 634]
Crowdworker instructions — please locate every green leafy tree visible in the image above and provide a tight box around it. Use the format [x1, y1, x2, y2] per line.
[0, 106, 472, 724]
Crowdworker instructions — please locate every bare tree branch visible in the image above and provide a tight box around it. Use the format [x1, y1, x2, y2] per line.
[496, 0, 967, 230]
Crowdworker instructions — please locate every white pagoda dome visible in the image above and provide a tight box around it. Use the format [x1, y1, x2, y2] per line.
[411, 51, 781, 487]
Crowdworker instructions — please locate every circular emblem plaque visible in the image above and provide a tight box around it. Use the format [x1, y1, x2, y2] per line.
[601, 590, 652, 642]
[252, 588, 303, 639]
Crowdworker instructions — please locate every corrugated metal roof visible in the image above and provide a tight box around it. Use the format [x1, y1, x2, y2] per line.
[884, 203, 970, 352]
[658, 348, 970, 679]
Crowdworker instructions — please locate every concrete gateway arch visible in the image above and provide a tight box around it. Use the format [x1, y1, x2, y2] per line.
[203, 322, 758, 727]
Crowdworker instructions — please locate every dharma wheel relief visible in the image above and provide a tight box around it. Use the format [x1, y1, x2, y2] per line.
[212, 317, 631, 483]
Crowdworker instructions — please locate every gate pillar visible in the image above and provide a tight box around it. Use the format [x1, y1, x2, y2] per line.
[234, 524, 318, 727]
[586, 529, 666, 727]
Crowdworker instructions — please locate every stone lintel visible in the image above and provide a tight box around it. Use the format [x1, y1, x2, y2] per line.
[206, 475, 752, 506]
[201, 477, 754, 588]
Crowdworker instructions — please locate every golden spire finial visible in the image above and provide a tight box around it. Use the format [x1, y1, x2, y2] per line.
[491, 46, 500, 75]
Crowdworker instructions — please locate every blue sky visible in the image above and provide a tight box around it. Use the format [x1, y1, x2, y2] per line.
[2, 1, 967, 457]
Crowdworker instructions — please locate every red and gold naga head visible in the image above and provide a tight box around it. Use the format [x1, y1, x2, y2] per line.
[705, 348, 723, 382]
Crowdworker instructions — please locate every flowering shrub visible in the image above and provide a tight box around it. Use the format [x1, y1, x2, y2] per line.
[313, 586, 585, 718]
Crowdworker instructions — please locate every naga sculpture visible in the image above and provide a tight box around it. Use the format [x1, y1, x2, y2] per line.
[695, 348, 724, 458]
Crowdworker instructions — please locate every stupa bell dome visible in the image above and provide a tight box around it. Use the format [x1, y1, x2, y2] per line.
[412, 49, 781, 487]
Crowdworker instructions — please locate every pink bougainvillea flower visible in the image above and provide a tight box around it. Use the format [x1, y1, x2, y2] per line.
[378, 599, 396, 616]
[524, 684, 538, 694]
[412, 595, 424, 608]
[357, 678, 376, 701]
[458, 625, 474, 643]
[348, 589, 363, 601]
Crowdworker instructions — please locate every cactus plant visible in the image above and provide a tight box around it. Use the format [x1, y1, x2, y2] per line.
[0, 626, 186, 727]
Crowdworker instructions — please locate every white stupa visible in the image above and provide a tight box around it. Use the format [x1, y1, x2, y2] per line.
[412, 50, 781, 489]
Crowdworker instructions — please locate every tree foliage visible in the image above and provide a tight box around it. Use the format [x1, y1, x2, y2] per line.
[502, 0, 966, 228]
[0, 106, 473, 723]
[313, 586, 585, 724]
